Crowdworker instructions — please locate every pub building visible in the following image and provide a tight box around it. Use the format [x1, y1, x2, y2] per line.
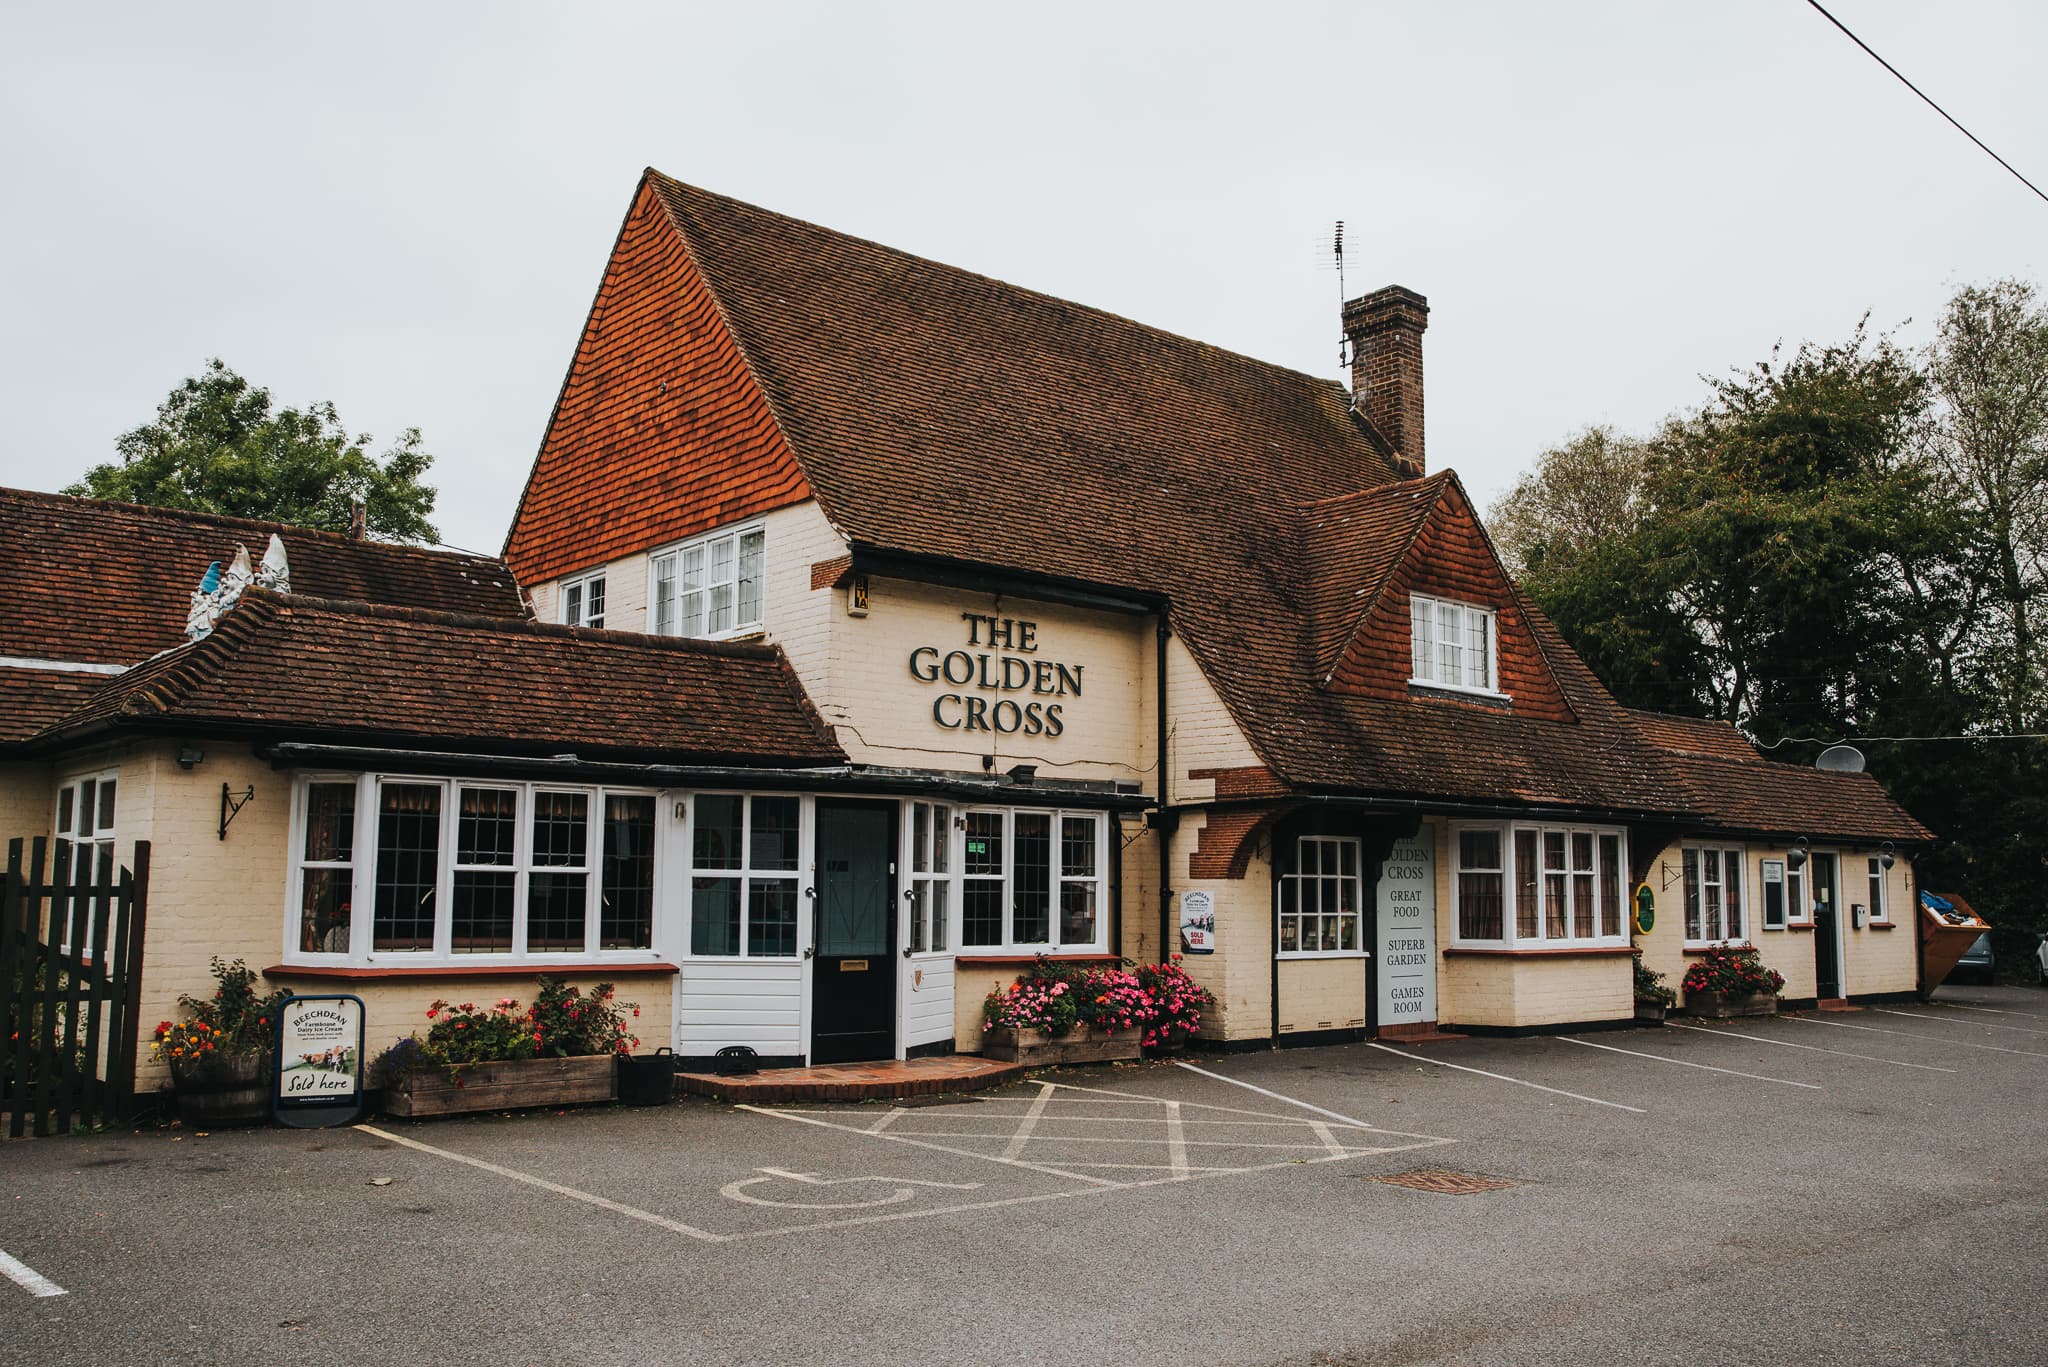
[1, 171, 1933, 1086]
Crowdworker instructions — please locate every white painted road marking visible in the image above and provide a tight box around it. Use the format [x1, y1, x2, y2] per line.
[1559, 1035, 1823, 1089]
[1788, 1015, 2048, 1058]
[1873, 1007, 2048, 1037]
[1943, 1002, 2048, 1021]
[0, 1249, 68, 1298]
[1000, 1080, 1056, 1160]
[719, 1168, 982, 1210]
[1174, 1058, 1460, 1133]
[1667, 1022, 1956, 1073]
[1362, 1041, 1648, 1113]
[354, 1124, 728, 1242]
[739, 1102, 1122, 1187]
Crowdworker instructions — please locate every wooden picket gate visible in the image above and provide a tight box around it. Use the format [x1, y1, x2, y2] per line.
[2, 837, 150, 1137]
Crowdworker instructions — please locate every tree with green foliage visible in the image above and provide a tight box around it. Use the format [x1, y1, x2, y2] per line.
[67, 359, 440, 543]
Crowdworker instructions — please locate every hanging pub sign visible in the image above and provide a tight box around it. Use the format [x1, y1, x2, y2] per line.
[1179, 890, 1216, 954]
[273, 994, 366, 1128]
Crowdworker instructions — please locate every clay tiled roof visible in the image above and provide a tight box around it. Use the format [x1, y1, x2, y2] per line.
[506, 173, 1929, 841]
[1625, 710, 1931, 844]
[0, 667, 105, 745]
[0, 487, 524, 668]
[24, 589, 843, 767]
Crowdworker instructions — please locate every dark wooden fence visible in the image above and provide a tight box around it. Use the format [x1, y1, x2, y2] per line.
[3, 837, 150, 1137]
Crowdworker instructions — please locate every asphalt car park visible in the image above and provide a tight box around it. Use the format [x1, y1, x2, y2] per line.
[5, 985, 2045, 1366]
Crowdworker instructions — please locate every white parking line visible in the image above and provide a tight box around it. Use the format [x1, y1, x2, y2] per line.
[1360, 1041, 1647, 1113]
[1559, 1036, 1822, 1089]
[0, 1249, 66, 1298]
[1000, 1081, 1056, 1160]
[1873, 1008, 2048, 1037]
[355, 1124, 728, 1242]
[1667, 1022, 1956, 1072]
[1164, 1100, 1191, 1179]
[1788, 1016, 2048, 1058]
[1174, 1059, 1407, 1130]
[1944, 1002, 2048, 1021]
[742, 1103, 1122, 1187]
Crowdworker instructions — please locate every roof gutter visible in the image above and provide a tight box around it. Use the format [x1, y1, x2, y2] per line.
[257, 743, 1154, 810]
[848, 545, 1167, 617]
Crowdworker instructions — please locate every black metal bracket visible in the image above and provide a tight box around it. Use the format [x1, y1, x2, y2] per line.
[219, 783, 254, 841]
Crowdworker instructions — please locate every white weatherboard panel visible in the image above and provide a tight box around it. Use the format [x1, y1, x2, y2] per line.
[903, 957, 956, 1048]
[676, 960, 805, 1054]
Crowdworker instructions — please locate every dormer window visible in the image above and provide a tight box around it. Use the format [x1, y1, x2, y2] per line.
[1410, 594, 1498, 695]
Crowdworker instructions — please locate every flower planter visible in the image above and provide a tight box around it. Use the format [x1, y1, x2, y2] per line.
[1633, 1001, 1669, 1025]
[381, 1055, 616, 1118]
[1684, 990, 1778, 1020]
[170, 1051, 272, 1127]
[983, 1024, 1143, 1067]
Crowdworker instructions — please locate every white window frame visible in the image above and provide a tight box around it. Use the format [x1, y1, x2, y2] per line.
[1865, 855, 1889, 926]
[1277, 834, 1366, 958]
[560, 570, 607, 629]
[1760, 858, 1789, 931]
[648, 522, 766, 641]
[53, 768, 118, 955]
[682, 791, 806, 960]
[905, 801, 953, 957]
[283, 774, 664, 967]
[955, 807, 1108, 954]
[1449, 821, 1630, 950]
[1683, 844, 1749, 947]
[1409, 593, 1502, 697]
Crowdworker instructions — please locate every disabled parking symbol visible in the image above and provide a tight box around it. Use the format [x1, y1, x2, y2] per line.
[719, 1168, 984, 1211]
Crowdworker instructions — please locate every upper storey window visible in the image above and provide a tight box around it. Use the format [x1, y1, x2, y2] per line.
[561, 571, 606, 629]
[651, 524, 765, 640]
[1410, 594, 1498, 695]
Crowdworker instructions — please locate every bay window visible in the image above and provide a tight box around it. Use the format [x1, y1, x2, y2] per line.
[1452, 822, 1626, 948]
[1278, 835, 1363, 956]
[290, 776, 659, 963]
[958, 808, 1106, 952]
[651, 523, 765, 639]
[1683, 845, 1747, 945]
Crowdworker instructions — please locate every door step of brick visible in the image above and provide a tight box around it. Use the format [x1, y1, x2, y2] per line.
[1816, 998, 1860, 1011]
[677, 1054, 1027, 1103]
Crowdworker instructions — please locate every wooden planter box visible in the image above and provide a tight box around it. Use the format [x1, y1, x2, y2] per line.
[1633, 1001, 1669, 1025]
[983, 1024, 1144, 1066]
[382, 1055, 616, 1118]
[1684, 990, 1778, 1020]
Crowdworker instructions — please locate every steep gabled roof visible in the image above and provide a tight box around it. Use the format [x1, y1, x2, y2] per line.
[1302, 473, 1450, 680]
[1, 486, 523, 668]
[23, 589, 843, 767]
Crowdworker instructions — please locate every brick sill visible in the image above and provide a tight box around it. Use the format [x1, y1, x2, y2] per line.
[954, 954, 1123, 966]
[1442, 946, 1636, 958]
[266, 962, 679, 981]
[1684, 944, 1757, 956]
[1865, 923, 1896, 931]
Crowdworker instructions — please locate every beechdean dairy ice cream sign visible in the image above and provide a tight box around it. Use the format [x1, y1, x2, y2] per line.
[273, 994, 366, 1127]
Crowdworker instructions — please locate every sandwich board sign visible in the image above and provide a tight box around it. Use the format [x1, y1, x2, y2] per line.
[273, 994, 366, 1128]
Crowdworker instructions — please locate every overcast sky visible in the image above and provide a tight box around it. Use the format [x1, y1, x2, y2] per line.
[3, 1, 2043, 557]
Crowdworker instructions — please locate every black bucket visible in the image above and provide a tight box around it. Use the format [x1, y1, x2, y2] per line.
[616, 1048, 676, 1107]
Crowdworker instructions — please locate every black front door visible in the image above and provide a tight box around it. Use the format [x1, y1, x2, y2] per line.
[1812, 852, 1842, 999]
[811, 800, 896, 1064]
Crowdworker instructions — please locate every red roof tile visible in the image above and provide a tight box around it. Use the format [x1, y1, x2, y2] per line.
[25, 590, 843, 767]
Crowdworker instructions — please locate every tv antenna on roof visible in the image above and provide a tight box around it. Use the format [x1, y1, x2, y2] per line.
[1332, 220, 1347, 367]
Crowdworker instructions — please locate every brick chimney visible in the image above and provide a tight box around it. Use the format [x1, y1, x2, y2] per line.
[1342, 285, 1429, 478]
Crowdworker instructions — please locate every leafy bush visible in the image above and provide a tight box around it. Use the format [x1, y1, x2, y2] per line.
[151, 957, 290, 1062]
[1681, 945, 1785, 997]
[378, 978, 641, 1084]
[1633, 960, 1676, 1007]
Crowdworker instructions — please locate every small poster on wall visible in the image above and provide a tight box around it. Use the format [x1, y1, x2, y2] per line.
[1179, 890, 1217, 954]
[273, 994, 366, 1128]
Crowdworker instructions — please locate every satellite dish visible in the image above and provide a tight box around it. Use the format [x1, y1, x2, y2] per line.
[1815, 744, 1866, 774]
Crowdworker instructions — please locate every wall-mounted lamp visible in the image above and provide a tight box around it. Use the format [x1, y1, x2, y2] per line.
[1880, 840, 1896, 871]
[177, 746, 205, 770]
[1787, 836, 1809, 871]
[1007, 764, 1038, 785]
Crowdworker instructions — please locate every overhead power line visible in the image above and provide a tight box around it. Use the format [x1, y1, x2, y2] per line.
[1803, 0, 2048, 207]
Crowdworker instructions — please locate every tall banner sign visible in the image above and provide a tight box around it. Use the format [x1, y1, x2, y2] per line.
[1375, 832, 1437, 1028]
[273, 994, 366, 1128]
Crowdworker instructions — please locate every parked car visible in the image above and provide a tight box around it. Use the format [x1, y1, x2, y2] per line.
[1946, 933, 1995, 985]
